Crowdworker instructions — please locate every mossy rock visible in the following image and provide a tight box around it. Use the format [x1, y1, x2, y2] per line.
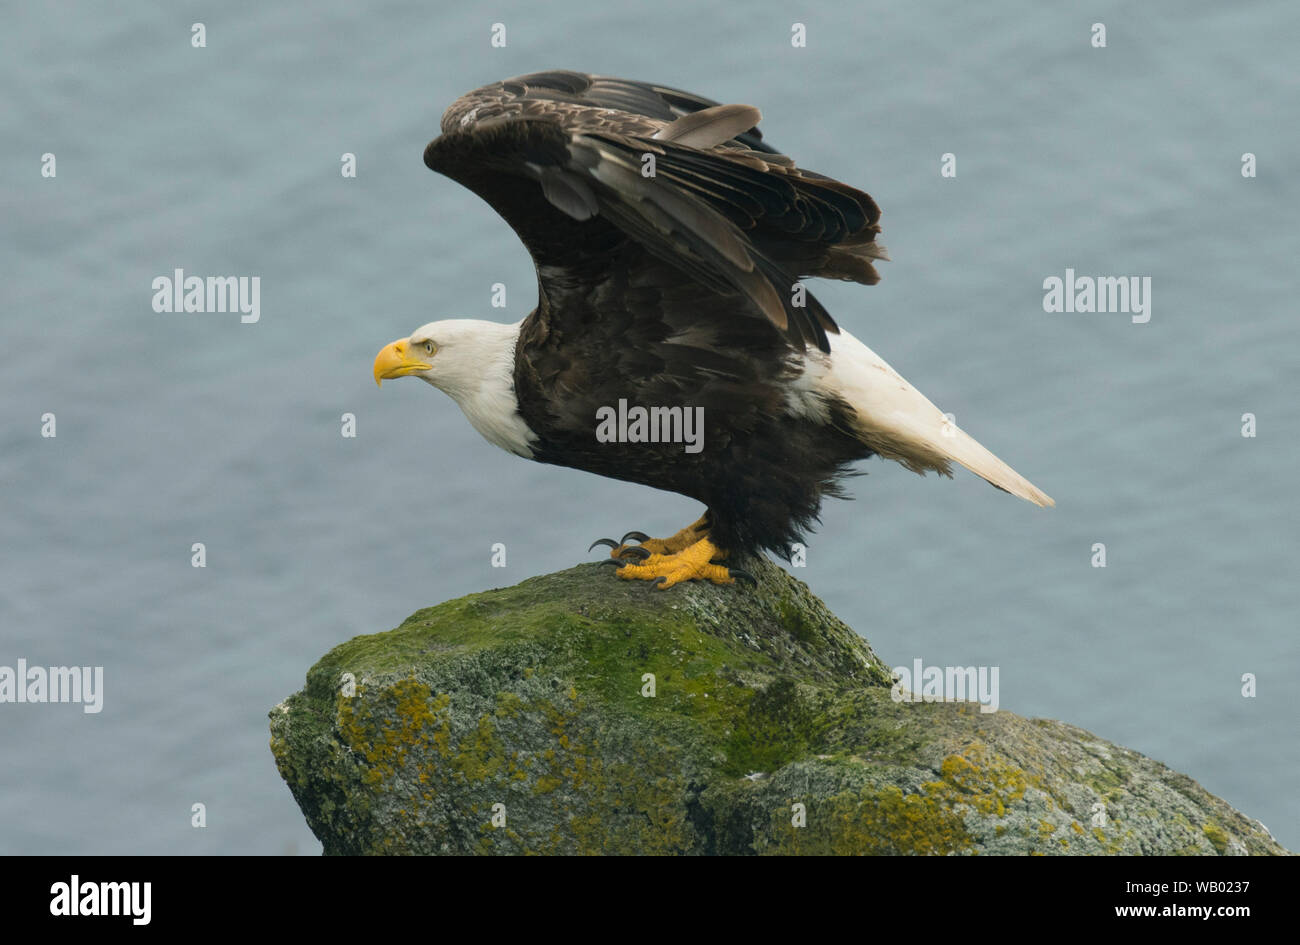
[269, 558, 1288, 855]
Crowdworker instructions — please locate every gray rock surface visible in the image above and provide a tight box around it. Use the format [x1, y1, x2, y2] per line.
[270, 558, 1288, 855]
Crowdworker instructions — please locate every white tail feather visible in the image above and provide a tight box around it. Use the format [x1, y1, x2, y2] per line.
[811, 328, 1055, 508]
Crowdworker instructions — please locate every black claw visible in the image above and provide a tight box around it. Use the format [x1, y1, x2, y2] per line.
[617, 545, 651, 561]
[620, 530, 652, 545]
[730, 569, 757, 587]
[588, 538, 619, 553]
[652, 576, 668, 588]
[601, 557, 627, 567]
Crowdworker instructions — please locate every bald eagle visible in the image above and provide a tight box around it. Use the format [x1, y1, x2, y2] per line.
[374, 71, 1053, 588]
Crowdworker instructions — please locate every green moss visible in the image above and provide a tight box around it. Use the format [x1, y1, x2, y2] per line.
[336, 678, 452, 788]
[453, 714, 508, 783]
[759, 743, 1032, 856]
[721, 678, 830, 775]
[928, 743, 1028, 818]
[1203, 821, 1229, 855]
[777, 596, 816, 643]
[769, 784, 973, 855]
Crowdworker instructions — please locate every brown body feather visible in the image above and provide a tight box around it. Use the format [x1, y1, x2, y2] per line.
[418, 72, 1047, 556]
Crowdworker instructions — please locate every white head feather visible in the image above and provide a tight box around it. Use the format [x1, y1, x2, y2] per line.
[397, 318, 535, 458]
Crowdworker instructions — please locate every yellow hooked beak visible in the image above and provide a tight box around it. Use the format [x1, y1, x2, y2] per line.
[373, 339, 431, 386]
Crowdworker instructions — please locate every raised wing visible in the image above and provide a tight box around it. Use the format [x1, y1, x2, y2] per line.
[424, 71, 887, 352]
[440, 70, 781, 152]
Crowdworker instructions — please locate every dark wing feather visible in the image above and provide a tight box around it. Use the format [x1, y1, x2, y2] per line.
[442, 70, 780, 153]
[427, 71, 886, 352]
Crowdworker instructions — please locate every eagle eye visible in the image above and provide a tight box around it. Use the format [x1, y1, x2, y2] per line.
[424, 341, 435, 355]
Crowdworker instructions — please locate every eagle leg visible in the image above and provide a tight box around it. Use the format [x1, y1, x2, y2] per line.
[589, 515, 711, 561]
[613, 536, 747, 589]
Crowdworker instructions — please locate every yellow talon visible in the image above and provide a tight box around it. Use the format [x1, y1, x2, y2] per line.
[616, 536, 736, 588]
[608, 515, 710, 559]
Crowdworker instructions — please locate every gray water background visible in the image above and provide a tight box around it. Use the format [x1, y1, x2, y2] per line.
[2, 0, 1296, 854]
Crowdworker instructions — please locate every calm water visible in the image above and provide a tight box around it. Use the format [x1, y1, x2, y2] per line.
[2, 0, 1296, 854]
